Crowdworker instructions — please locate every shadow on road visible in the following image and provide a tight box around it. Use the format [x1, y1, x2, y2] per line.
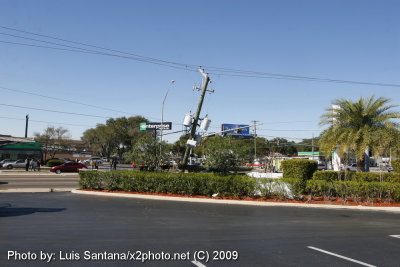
[0, 205, 66, 217]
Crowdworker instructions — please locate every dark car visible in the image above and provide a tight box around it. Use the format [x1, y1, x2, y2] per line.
[50, 161, 87, 174]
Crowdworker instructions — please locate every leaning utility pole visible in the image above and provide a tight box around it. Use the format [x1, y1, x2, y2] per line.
[25, 114, 29, 138]
[252, 120, 259, 160]
[182, 69, 212, 168]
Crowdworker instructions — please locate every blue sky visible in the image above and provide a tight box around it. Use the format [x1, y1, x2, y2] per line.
[0, 0, 399, 143]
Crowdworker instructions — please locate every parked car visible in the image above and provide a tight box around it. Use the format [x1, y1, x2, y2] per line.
[317, 163, 327, 171]
[340, 163, 357, 172]
[0, 159, 17, 168]
[50, 161, 87, 174]
[3, 159, 26, 169]
[83, 157, 103, 165]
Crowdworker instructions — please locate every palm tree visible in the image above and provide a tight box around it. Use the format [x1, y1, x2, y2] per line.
[319, 96, 400, 171]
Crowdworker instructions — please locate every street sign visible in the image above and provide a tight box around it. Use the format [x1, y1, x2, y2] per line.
[139, 122, 172, 131]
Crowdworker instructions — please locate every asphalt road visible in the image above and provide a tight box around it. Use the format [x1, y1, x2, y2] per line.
[0, 174, 79, 190]
[0, 192, 399, 267]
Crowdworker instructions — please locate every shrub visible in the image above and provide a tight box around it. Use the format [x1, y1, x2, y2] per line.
[46, 159, 64, 167]
[282, 159, 318, 179]
[305, 180, 400, 202]
[281, 159, 317, 194]
[258, 178, 294, 199]
[391, 159, 400, 173]
[313, 171, 400, 183]
[79, 171, 257, 198]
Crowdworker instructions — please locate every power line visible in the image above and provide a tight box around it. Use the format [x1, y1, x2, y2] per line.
[1, 25, 400, 88]
[0, 85, 186, 124]
[0, 40, 198, 73]
[0, 25, 199, 69]
[258, 128, 320, 132]
[0, 116, 94, 127]
[0, 85, 134, 116]
[0, 103, 111, 119]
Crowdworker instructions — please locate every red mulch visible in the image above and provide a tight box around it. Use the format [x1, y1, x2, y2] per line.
[80, 189, 400, 207]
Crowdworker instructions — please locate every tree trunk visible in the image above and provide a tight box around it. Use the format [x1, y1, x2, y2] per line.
[357, 156, 365, 172]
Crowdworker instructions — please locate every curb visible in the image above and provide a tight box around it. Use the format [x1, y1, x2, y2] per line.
[71, 189, 400, 213]
[0, 172, 78, 176]
[0, 188, 74, 193]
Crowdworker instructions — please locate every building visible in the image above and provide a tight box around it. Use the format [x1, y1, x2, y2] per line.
[0, 135, 42, 160]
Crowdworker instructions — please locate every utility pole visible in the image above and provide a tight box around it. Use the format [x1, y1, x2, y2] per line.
[182, 69, 212, 168]
[312, 134, 314, 161]
[25, 114, 29, 138]
[252, 120, 258, 160]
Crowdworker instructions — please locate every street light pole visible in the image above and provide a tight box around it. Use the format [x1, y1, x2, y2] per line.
[160, 80, 175, 162]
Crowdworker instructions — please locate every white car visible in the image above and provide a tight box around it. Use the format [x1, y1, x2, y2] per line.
[0, 159, 17, 168]
[84, 157, 103, 165]
[3, 159, 27, 169]
[340, 163, 357, 172]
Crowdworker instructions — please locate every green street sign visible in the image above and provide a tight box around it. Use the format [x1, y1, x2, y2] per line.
[139, 122, 172, 131]
[139, 123, 147, 131]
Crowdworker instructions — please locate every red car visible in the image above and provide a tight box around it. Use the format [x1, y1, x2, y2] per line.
[50, 161, 87, 174]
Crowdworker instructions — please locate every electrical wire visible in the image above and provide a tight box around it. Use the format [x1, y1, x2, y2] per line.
[0, 103, 112, 119]
[0, 116, 94, 127]
[0, 85, 134, 116]
[1, 25, 399, 88]
[0, 40, 198, 73]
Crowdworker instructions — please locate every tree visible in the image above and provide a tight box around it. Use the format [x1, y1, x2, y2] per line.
[295, 138, 320, 152]
[267, 138, 297, 156]
[319, 96, 400, 171]
[124, 134, 169, 171]
[203, 136, 241, 172]
[34, 126, 71, 160]
[81, 116, 148, 159]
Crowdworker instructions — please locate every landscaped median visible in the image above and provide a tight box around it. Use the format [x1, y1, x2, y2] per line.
[76, 167, 400, 208]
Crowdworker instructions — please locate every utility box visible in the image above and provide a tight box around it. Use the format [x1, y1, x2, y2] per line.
[183, 114, 192, 127]
[186, 139, 197, 147]
[200, 117, 211, 131]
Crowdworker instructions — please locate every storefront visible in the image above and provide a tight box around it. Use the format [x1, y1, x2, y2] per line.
[0, 140, 42, 160]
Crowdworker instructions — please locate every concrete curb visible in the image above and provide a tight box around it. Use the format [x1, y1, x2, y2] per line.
[1, 188, 74, 193]
[0, 172, 78, 176]
[71, 189, 400, 213]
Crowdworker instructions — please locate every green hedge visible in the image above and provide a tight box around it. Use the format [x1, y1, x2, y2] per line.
[282, 159, 317, 179]
[46, 159, 64, 167]
[281, 159, 317, 194]
[313, 171, 400, 183]
[79, 171, 257, 198]
[305, 180, 400, 202]
[391, 159, 400, 173]
[79, 171, 400, 203]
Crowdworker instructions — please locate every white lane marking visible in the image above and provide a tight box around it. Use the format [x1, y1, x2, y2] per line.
[307, 246, 376, 267]
[389, 235, 400, 239]
[191, 260, 207, 267]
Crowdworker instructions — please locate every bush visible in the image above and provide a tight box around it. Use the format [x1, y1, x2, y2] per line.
[391, 159, 400, 173]
[79, 171, 257, 198]
[78, 171, 400, 203]
[258, 178, 294, 199]
[282, 159, 318, 179]
[46, 159, 64, 167]
[281, 159, 317, 194]
[313, 171, 400, 183]
[305, 180, 400, 202]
